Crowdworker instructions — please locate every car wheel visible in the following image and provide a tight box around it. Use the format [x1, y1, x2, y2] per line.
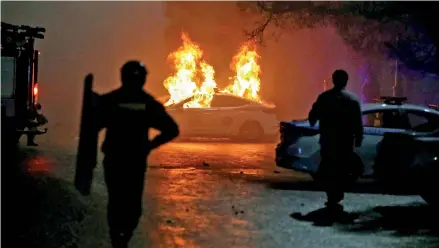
[239, 121, 264, 141]
[417, 161, 439, 206]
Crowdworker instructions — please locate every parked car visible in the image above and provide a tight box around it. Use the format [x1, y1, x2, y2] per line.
[275, 97, 439, 205]
[162, 93, 278, 141]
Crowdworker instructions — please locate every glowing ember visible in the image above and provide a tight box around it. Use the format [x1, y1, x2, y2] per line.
[163, 32, 217, 108]
[163, 33, 262, 108]
[221, 42, 261, 102]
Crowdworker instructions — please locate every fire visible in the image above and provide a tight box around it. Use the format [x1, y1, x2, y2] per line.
[163, 33, 262, 108]
[183, 61, 217, 108]
[221, 43, 261, 102]
[163, 33, 217, 108]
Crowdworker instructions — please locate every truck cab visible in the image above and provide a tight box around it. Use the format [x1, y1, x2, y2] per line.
[1, 22, 48, 145]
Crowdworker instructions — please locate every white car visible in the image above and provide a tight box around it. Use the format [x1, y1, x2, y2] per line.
[275, 97, 439, 204]
[163, 93, 278, 141]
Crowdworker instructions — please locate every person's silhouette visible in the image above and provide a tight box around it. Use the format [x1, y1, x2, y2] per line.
[308, 69, 363, 210]
[95, 61, 179, 248]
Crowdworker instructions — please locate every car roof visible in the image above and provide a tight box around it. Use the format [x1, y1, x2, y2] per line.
[165, 92, 263, 106]
[362, 103, 439, 115]
[214, 92, 254, 101]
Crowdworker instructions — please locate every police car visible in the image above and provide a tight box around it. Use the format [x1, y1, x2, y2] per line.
[275, 97, 439, 204]
[162, 93, 278, 141]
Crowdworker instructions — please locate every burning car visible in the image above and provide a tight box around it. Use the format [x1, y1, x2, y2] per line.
[163, 92, 277, 141]
[156, 32, 277, 141]
[275, 97, 439, 205]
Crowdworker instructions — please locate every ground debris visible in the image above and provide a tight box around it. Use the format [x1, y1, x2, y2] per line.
[233, 206, 245, 215]
[273, 170, 280, 174]
[166, 219, 176, 225]
[203, 161, 209, 166]
[234, 210, 245, 215]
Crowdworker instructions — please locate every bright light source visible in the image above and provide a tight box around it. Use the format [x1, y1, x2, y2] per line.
[33, 83, 39, 103]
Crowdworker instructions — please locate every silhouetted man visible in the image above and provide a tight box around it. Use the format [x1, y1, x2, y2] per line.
[308, 69, 363, 210]
[96, 61, 179, 248]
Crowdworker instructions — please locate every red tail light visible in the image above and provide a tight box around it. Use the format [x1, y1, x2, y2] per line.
[280, 122, 286, 142]
[33, 83, 39, 101]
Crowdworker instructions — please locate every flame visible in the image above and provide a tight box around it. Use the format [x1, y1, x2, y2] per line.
[163, 33, 262, 108]
[221, 43, 261, 102]
[183, 61, 217, 108]
[164, 33, 217, 108]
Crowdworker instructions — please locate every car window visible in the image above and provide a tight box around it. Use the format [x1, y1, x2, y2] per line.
[362, 112, 383, 127]
[406, 110, 439, 132]
[362, 110, 411, 129]
[1, 56, 15, 98]
[211, 95, 250, 108]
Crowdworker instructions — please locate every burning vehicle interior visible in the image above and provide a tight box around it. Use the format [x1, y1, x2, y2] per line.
[156, 33, 277, 141]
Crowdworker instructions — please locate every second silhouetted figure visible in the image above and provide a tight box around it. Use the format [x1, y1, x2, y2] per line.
[308, 69, 363, 211]
[96, 61, 179, 248]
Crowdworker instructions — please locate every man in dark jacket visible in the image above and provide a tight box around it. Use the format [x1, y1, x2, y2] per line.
[96, 61, 179, 248]
[308, 69, 363, 209]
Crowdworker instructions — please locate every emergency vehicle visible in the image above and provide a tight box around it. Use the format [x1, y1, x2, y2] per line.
[275, 96, 439, 205]
[1, 22, 48, 145]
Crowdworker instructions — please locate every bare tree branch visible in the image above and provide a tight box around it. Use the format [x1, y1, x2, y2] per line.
[244, 11, 273, 44]
[239, 1, 439, 75]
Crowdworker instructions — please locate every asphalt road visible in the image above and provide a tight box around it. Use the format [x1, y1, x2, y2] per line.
[2, 137, 438, 248]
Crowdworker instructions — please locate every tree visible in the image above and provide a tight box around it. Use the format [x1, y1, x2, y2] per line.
[239, 2, 439, 76]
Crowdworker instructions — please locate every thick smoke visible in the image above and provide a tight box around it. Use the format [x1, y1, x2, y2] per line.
[2, 2, 169, 143]
[4, 2, 430, 145]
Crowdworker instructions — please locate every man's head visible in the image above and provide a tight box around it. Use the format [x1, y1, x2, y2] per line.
[332, 69, 349, 90]
[121, 60, 148, 89]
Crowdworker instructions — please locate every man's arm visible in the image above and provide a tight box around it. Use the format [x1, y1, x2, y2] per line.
[308, 95, 321, 127]
[149, 101, 180, 150]
[353, 100, 364, 147]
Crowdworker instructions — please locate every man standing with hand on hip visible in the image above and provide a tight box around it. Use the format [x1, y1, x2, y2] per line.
[77, 61, 179, 248]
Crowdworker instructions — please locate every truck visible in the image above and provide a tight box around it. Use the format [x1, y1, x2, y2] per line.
[1, 22, 48, 145]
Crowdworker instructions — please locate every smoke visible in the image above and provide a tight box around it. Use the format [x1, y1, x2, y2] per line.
[4, 2, 424, 145]
[1, 1, 168, 143]
[161, 2, 368, 119]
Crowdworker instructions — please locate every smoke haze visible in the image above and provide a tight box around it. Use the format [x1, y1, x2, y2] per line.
[4, 2, 429, 144]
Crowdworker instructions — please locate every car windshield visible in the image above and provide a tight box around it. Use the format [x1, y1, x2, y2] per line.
[164, 95, 193, 107]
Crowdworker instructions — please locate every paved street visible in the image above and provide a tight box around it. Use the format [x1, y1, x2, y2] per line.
[2, 137, 438, 248]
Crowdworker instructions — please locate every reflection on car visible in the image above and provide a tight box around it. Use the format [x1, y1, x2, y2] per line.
[163, 93, 278, 141]
[275, 97, 439, 205]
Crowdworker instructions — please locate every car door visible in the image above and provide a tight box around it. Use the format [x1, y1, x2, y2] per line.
[354, 108, 408, 176]
[167, 98, 208, 137]
[405, 109, 439, 133]
[207, 95, 250, 136]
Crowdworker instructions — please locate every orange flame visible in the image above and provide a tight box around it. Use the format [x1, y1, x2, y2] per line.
[163, 33, 217, 108]
[221, 42, 261, 102]
[163, 33, 262, 108]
